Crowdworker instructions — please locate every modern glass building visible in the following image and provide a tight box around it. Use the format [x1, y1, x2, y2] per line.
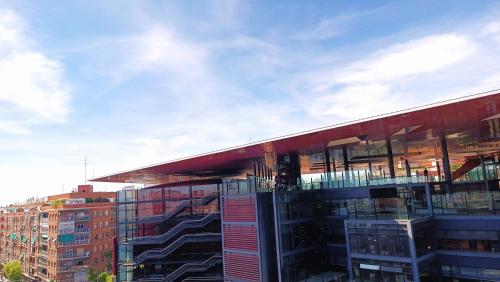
[94, 90, 500, 282]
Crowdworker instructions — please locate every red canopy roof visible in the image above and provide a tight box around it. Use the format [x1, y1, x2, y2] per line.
[92, 90, 500, 184]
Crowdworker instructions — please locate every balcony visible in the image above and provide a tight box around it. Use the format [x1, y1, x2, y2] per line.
[75, 227, 90, 233]
[348, 198, 430, 220]
[75, 215, 90, 221]
[432, 191, 500, 215]
[59, 253, 90, 260]
[57, 265, 74, 273]
[58, 239, 89, 246]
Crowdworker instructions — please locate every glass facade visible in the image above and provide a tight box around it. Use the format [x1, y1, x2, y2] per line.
[116, 183, 222, 281]
[106, 93, 500, 281]
[436, 229, 500, 253]
[351, 259, 414, 282]
[348, 222, 410, 257]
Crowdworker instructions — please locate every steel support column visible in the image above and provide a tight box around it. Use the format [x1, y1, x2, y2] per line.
[324, 148, 332, 188]
[440, 132, 452, 183]
[386, 137, 396, 178]
[343, 145, 350, 184]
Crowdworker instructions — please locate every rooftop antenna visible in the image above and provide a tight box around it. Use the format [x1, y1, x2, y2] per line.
[84, 156, 88, 184]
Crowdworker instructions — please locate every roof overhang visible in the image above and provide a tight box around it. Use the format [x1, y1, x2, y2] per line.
[91, 89, 500, 185]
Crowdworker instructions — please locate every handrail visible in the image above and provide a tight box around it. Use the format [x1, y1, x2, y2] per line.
[164, 254, 222, 282]
[132, 213, 220, 245]
[135, 233, 221, 264]
[135, 193, 218, 224]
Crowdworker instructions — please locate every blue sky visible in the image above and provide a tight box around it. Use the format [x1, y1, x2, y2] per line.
[1, 1, 500, 204]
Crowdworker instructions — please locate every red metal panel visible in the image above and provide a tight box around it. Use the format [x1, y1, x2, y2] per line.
[224, 252, 260, 282]
[221, 197, 256, 222]
[223, 225, 258, 251]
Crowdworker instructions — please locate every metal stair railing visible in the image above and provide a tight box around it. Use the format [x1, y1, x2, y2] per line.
[163, 254, 222, 282]
[135, 233, 221, 265]
[136, 193, 219, 224]
[132, 213, 220, 245]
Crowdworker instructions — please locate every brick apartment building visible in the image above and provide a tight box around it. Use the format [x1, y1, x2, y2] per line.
[0, 185, 116, 282]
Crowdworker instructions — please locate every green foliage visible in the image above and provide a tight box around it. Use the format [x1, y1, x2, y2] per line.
[3, 260, 22, 281]
[87, 269, 112, 282]
[87, 269, 98, 282]
[97, 272, 110, 282]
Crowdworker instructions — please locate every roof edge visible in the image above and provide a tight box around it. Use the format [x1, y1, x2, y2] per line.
[91, 88, 500, 182]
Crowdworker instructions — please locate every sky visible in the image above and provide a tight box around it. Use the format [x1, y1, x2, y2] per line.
[1, 1, 500, 204]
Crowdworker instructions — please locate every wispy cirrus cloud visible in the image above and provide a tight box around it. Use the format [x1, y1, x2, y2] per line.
[293, 10, 375, 41]
[299, 33, 477, 119]
[0, 9, 70, 134]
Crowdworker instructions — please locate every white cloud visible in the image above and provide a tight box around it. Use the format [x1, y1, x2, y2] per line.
[0, 9, 70, 133]
[293, 18, 342, 41]
[302, 33, 476, 120]
[309, 84, 399, 118]
[483, 20, 500, 36]
[135, 27, 209, 78]
[0, 121, 33, 135]
[325, 34, 474, 88]
[293, 10, 375, 41]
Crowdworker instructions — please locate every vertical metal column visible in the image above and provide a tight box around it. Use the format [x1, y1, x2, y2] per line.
[405, 160, 411, 177]
[424, 183, 433, 215]
[344, 220, 353, 282]
[440, 131, 452, 183]
[480, 155, 490, 192]
[343, 145, 350, 184]
[324, 148, 331, 188]
[386, 137, 396, 178]
[407, 221, 421, 282]
[272, 191, 283, 282]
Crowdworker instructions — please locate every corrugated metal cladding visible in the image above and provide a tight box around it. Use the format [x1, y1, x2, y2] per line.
[223, 225, 258, 251]
[222, 197, 257, 222]
[221, 195, 261, 282]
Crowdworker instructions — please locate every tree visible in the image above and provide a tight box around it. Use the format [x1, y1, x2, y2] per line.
[87, 269, 98, 282]
[3, 260, 22, 281]
[97, 272, 109, 282]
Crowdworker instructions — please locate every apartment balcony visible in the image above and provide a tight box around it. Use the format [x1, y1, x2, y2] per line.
[59, 253, 90, 260]
[59, 229, 75, 235]
[57, 265, 74, 273]
[58, 239, 90, 246]
[74, 227, 90, 233]
[75, 215, 90, 221]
